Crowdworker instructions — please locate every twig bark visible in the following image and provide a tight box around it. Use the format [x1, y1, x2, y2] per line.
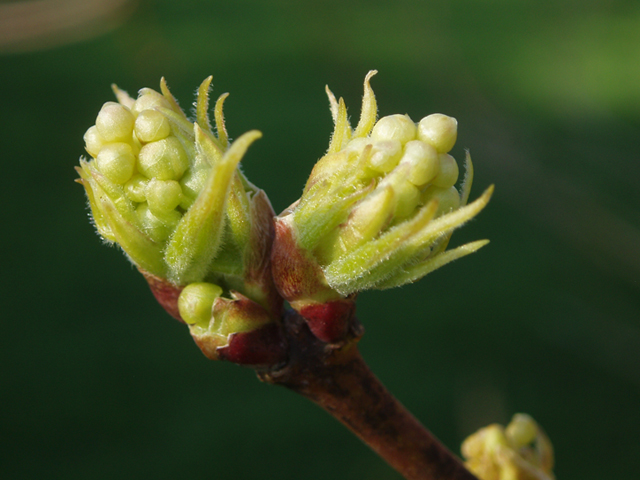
[259, 310, 478, 480]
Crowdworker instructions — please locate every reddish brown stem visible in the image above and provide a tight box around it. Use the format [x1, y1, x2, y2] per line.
[259, 311, 478, 480]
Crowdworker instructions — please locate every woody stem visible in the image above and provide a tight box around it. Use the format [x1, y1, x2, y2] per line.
[258, 310, 478, 480]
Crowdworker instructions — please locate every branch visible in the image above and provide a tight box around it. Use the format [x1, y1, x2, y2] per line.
[259, 310, 478, 480]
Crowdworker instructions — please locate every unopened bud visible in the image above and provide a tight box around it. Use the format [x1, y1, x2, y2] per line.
[371, 114, 416, 144]
[368, 140, 402, 173]
[96, 143, 136, 185]
[83, 125, 105, 157]
[145, 178, 183, 216]
[178, 282, 223, 328]
[417, 113, 458, 153]
[272, 71, 492, 342]
[132, 88, 172, 115]
[401, 140, 439, 186]
[432, 153, 459, 188]
[95, 102, 135, 143]
[124, 174, 148, 202]
[134, 109, 171, 143]
[78, 77, 282, 326]
[137, 136, 189, 180]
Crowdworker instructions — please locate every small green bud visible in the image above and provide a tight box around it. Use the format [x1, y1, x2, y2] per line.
[178, 165, 208, 209]
[401, 140, 439, 186]
[95, 102, 135, 143]
[96, 143, 136, 185]
[505, 413, 538, 449]
[137, 136, 188, 180]
[371, 114, 416, 144]
[178, 282, 223, 328]
[131, 88, 172, 116]
[368, 140, 402, 173]
[417, 113, 458, 153]
[145, 178, 182, 216]
[432, 153, 459, 188]
[189, 291, 286, 366]
[134, 109, 171, 143]
[422, 185, 461, 216]
[83, 125, 105, 157]
[135, 202, 181, 243]
[124, 174, 148, 202]
[378, 170, 421, 219]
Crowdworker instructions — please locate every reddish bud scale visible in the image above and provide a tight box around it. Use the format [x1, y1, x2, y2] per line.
[299, 300, 356, 343]
[244, 190, 284, 320]
[190, 292, 288, 367]
[140, 270, 184, 322]
[272, 215, 356, 343]
[217, 323, 288, 366]
[271, 217, 327, 302]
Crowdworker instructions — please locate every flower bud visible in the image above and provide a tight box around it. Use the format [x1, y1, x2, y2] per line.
[83, 126, 105, 157]
[137, 136, 189, 180]
[462, 414, 555, 480]
[417, 113, 458, 154]
[371, 114, 416, 144]
[95, 143, 136, 185]
[95, 102, 135, 143]
[77, 77, 283, 332]
[134, 109, 171, 143]
[272, 71, 492, 342]
[188, 290, 287, 366]
[178, 282, 223, 328]
[432, 153, 459, 188]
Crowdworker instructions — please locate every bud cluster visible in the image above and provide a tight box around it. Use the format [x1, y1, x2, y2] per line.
[84, 90, 189, 243]
[272, 71, 492, 341]
[78, 72, 492, 358]
[77, 78, 285, 365]
[462, 414, 555, 480]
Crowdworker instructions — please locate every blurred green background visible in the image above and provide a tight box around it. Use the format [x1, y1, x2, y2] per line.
[1, 0, 639, 478]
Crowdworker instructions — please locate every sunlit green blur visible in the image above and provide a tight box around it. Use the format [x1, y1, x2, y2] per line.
[1, 1, 639, 479]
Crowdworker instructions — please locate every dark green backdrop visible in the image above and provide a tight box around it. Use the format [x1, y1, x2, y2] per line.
[2, 0, 639, 478]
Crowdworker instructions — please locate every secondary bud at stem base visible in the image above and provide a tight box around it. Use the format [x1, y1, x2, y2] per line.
[189, 292, 287, 366]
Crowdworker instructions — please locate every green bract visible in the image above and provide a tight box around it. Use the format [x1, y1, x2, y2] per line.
[281, 71, 492, 297]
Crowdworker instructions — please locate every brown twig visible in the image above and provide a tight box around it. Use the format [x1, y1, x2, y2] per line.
[259, 310, 478, 480]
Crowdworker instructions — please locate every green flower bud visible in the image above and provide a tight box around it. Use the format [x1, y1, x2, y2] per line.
[402, 140, 440, 186]
[368, 139, 402, 173]
[124, 174, 148, 202]
[371, 114, 416, 144]
[96, 143, 136, 185]
[95, 102, 135, 143]
[272, 71, 492, 341]
[77, 77, 283, 324]
[417, 113, 458, 154]
[188, 290, 287, 366]
[83, 125, 105, 157]
[145, 178, 183, 216]
[134, 109, 172, 143]
[178, 282, 223, 328]
[135, 202, 181, 243]
[432, 153, 459, 188]
[131, 88, 172, 116]
[137, 136, 189, 180]
[462, 414, 555, 480]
